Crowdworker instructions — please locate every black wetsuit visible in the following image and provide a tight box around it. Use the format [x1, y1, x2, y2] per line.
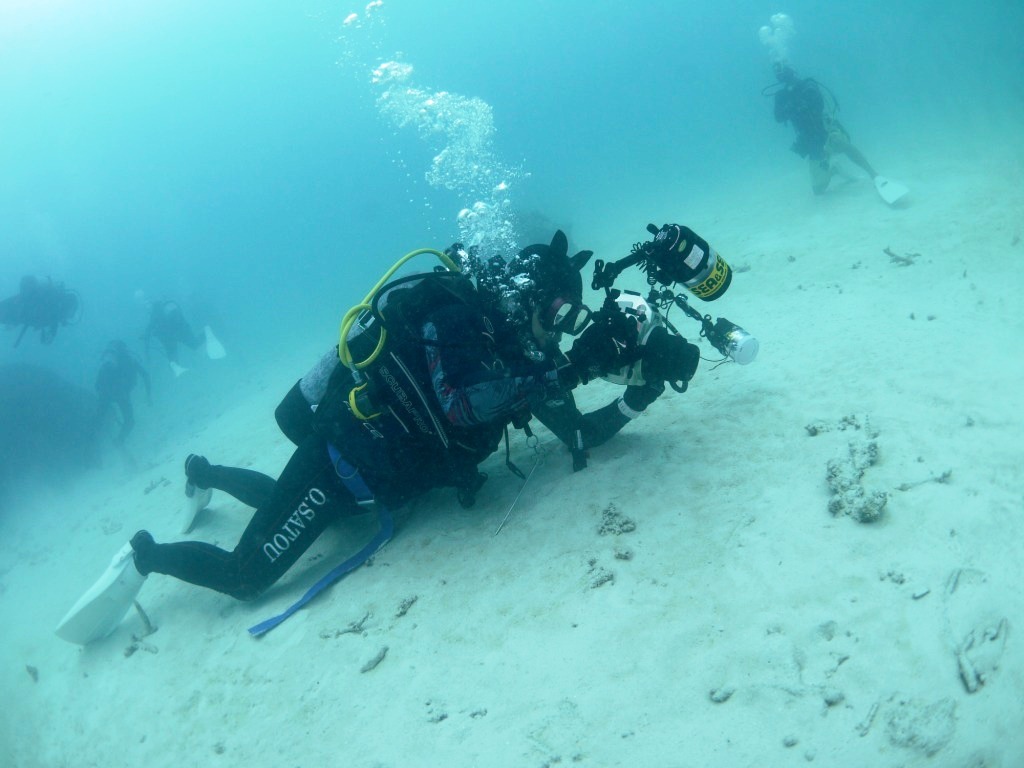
[532, 381, 667, 452]
[533, 321, 701, 457]
[144, 301, 202, 363]
[94, 345, 150, 445]
[134, 436, 350, 599]
[774, 78, 829, 160]
[132, 300, 566, 600]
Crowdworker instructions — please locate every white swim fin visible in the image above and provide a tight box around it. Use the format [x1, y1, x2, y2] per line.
[182, 482, 213, 534]
[55, 542, 147, 645]
[874, 175, 909, 206]
[169, 361, 188, 378]
[204, 325, 226, 360]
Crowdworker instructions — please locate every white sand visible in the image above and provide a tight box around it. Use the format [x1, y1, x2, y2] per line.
[3, 146, 1023, 767]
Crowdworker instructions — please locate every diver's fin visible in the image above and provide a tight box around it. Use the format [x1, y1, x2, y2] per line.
[169, 361, 188, 378]
[55, 542, 147, 645]
[874, 175, 909, 206]
[203, 326, 226, 359]
[182, 483, 213, 534]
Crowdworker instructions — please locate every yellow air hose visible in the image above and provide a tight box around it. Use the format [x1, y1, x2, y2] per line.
[338, 248, 460, 370]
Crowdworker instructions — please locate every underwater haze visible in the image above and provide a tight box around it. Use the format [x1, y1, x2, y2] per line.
[1, 0, 1021, 488]
[2, 1, 1024, 475]
[3, 2, 1024, 767]
[4, 0, 1019, 352]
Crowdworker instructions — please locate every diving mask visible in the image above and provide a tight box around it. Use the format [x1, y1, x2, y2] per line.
[544, 297, 592, 336]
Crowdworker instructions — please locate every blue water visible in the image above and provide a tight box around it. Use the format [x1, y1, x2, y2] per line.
[1, 0, 1021, 495]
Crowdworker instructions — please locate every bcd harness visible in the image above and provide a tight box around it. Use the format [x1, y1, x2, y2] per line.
[317, 250, 505, 508]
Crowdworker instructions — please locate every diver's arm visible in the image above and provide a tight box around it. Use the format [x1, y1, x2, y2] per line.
[530, 390, 585, 448]
[425, 302, 625, 428]
[577, 381, 665, 448]
[530, 379, 667, 472]
[422, 305, 563, 427]
[427, 338, 559, 427]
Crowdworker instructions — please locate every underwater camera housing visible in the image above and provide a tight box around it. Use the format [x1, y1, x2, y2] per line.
[590, 224, 758, 367]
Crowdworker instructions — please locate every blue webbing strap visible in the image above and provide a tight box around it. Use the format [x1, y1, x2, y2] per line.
[326, 443, 376, 504]
[247, 445, 393, 637]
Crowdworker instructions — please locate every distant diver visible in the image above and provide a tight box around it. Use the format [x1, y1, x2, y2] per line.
[93, 340, 151, 446]
[142, 299, 226, 377]
[767, 62, 908, 204]
[0, 275, 81, 346]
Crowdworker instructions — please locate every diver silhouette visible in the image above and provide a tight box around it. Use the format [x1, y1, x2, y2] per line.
[0, 275, 81, 346]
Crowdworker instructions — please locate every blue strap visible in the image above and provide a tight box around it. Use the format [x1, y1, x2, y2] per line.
[326, 443, 375, 504]
[246, 446, 393, 637]
[247, 506, 393, 637]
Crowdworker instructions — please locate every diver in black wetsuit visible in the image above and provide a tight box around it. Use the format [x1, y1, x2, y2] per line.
[0, 275, 80, 346]
[533, 318, 699, 455]
[500, 231, 701, 465]
[128, 240, 625, 602]
[771, 64, 878, 194]
[142, 300, 204, 374]
[93, 340, 151, 446]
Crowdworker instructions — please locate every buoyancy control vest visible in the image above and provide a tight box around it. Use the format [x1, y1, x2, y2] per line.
[313, 271, 504, 507]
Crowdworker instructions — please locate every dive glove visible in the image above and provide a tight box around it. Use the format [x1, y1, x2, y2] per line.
[566, 322, 623, 384]
[641, 326, 700, 386]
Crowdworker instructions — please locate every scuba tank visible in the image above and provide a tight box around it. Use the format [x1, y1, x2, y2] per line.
[317, 248, 499, 507]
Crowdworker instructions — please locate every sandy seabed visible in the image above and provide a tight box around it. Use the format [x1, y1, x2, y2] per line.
[2, 138, 1023, 768]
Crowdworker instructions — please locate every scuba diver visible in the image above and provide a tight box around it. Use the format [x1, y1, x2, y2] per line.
[0, 275, 80, 346]
[142, 299, 226, 377]
[532, 224, 757, 465]
[473, 229, 697, 470]
[179, 229, 654, 528]
[177, 229, 616, 532]
[92, 340, 151, 446]
[56, 237, 629, 644]
[155, 227, 751, 592]
[56, 226, 761, 645]
[532, 291, 700, 462]
[770, 64, 882, 195]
